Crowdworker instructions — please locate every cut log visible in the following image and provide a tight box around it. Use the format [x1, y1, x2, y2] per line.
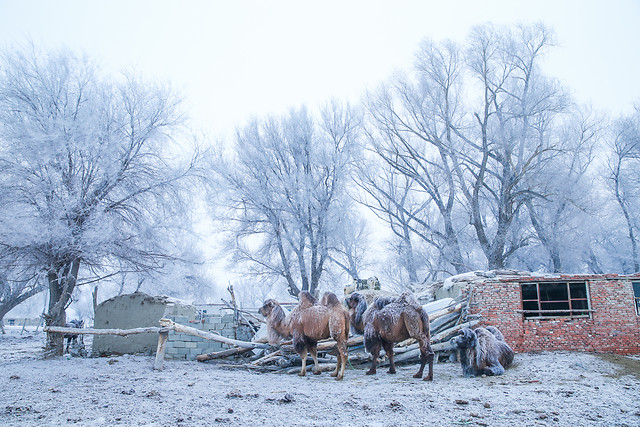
[251, 349, 284, 366]
[430, 320, 479, 343]
[382, 340, 455, 365]
[429, 312, 461, 332]
[44, 326, 167, 336]
[196, 347, 253, 362]
[428, 303, 462, 322]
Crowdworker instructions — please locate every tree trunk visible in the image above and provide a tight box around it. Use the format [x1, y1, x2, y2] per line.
[45, 258, 80, 357]
[92, 285, 98, 319]
[0, 307, 10, 334]
[616, 191, 640, 273]
[527, 200, 562, 272]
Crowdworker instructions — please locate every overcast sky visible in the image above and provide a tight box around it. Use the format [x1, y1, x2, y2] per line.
[1, 0, 639, 141]
[0, 0, 640, 140]
[0, 0, 638, 304]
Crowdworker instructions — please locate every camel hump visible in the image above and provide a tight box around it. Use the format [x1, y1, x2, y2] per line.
[373, 296, 395, 310]
[484, 325, 506, 341]
[320, 292, 341, 307]
[298, 291, 317, 308]
[398, 292, 421, 309]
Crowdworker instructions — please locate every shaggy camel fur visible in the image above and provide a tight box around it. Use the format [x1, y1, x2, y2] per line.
[289, 291, 350, 380]
[345, 291, 368, 334]
[258, 299, 291, 345]
[346, 292, 434, 381]
[450, 326, 514, 377]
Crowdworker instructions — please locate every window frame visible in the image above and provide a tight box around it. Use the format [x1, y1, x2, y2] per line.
[520, 281, 591, 320]
[633, 282, 640, 316]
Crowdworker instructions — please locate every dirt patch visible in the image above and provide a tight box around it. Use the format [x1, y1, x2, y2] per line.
[596, 353, 640, 380]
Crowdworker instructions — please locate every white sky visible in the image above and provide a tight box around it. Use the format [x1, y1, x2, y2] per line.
[1, 0, 639, 303]
[1, 0, 639, 142]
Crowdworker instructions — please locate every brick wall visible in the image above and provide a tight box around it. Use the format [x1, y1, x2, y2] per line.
[465, 274, 640, 355]
[165, 306, 245, 360]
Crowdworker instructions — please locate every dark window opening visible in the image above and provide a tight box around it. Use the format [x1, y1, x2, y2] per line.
[633, 282, 640, 316]
[521, 281, 590, 319]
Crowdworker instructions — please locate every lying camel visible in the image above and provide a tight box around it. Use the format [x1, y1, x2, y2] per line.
[450, 326, 514, 377]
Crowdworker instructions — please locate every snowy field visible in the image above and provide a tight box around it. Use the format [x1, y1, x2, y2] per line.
[1, 328, 639, 427]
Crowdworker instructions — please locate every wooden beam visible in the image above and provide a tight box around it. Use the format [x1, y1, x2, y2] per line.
[159, 318, 269, 349]
[44, 326, 166, 336]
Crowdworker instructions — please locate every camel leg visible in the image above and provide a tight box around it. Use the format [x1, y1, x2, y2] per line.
[310, 345, 322, 375]
[422, 341, 435, 381]
[382, 341, 396, 374]
[366, 341, 381, 375]
[299, 347, 308, 377]
[482, 363, 505, 376]
[414, 336, 431, 379]
[330, 347, 340, 378]
[334, 339, 347, 380]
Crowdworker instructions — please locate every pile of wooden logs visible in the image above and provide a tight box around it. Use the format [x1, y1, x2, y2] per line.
[201, 292, 476, 374]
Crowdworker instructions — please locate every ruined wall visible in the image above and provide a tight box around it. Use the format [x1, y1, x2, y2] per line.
[465, 274, 640, 355]
[92, 292, 196, 356]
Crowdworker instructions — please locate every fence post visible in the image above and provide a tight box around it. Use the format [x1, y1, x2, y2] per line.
[154, 330, 169, 370]
[153, 303, 175, 370]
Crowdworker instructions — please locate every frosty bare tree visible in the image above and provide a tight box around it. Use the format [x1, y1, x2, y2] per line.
[213, 102, 361, 297]
[354, 158, 441, 283]
[0, 46, 201, 354]
[366, 24, 575, 274]
[452, 24, 571, 269]
[522, 109, 601, 272]
[326, 205, 372, 281]
[364, 39, 469, 278]
[606, 106, 640, 273]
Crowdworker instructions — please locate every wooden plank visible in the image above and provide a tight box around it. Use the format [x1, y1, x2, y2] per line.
[159, 319, 269, 349]
[44, 326, 166, 336]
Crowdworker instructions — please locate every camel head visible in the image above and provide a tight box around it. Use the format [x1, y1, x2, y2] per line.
[259, 299, 279, 318]
[451, 327, 477, 349]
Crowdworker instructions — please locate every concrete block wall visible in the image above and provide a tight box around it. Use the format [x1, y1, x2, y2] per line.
[464, 274, 640, 355]
[165, 307, 241, 360]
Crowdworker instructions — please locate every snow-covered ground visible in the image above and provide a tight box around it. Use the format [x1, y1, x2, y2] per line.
[1, 327, 639, 426]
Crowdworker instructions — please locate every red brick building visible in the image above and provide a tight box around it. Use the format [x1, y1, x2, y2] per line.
[436, 272, 640, 355]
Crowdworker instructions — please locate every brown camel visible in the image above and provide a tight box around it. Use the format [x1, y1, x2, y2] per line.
[289, 291, 350, 380]
[258, 299, 291, 345]
[347, 291, 434, 381]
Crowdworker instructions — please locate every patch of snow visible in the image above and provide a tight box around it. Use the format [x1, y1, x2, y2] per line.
[1, 331, 639, 426]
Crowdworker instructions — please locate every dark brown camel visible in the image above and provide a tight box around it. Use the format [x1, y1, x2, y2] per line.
[450, 326, 514, 377]
[346, 291, 434, 381]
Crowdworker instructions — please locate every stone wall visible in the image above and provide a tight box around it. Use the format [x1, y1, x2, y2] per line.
[460, 274, 640, 355]
[165, 304, 253, 360]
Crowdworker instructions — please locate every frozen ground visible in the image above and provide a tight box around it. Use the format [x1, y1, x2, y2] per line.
[1, 327, 639, 426]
